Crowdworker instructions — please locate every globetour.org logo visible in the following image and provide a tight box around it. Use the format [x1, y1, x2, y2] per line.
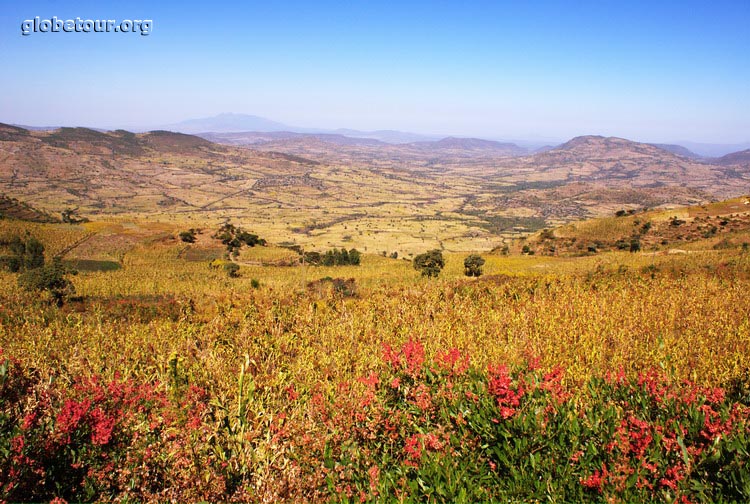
[21, 16, 152, 36]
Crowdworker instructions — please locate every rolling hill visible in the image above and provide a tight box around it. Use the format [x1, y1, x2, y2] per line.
[716, 149, 750, 166]
[1, 124, 749, 254]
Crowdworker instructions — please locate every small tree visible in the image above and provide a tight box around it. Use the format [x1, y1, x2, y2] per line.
[179, 229, 197, 243]
[17, 258, 75, 306]
[463, 254, 485, 277]
[413, 249, 445, 278]
[224, 262, 240, 278]
[629, 238, 641, 253]
[348, 248, 361, 265]
[2, 234, 45, 272]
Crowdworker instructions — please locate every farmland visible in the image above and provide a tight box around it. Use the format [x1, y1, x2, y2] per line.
[1, 196, 750, 501]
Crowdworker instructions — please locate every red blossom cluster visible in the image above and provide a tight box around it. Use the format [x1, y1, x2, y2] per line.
[382, 339, 424, 377]
[487, 364, 525, 419]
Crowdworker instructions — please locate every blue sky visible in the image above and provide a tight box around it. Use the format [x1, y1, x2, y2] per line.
[1, 0, 748, 143]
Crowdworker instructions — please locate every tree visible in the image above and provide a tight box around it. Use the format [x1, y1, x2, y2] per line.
[348, 248, 361, 265]
[179, 230, 197, 243]
[1, 234, 45, 272]
[17, 258, 75, 306]
[61, 208, 86, 224]
[413, 249, 445, 278]
[629, 238, 641, 253]
[463, 254, 485, 277]
[224, 262, 240, 278]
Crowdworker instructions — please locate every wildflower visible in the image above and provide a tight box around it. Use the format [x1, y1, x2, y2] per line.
[90, 407, 115, 445]
[285, 384, 299, 401]
[403, 434, 423, 466]
[581, 466, 607, 492]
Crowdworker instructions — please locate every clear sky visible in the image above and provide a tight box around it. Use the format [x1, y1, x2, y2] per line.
[1, 0, 748, 143]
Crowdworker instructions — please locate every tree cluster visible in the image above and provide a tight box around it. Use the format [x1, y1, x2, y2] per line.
[212, 222, 266, 257]
[0, 234, 75, 306]
[303, 248, 361, 266]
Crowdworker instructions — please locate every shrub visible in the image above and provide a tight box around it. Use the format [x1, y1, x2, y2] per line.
[306, 277, 357, 297]
[304, 248, 361, 266]
[615, 240, 630, 250]
[223, 262, 240, 278]
[297, 343, 750, 503]
[213, 223, 265, 254]
[1, 235, 45, 272]
[629, 238, 641, 252]
[463, 254, 485, 277]
[178, 229, 197, 243]
[17, 258, 76, 306]
[413, 249, 445, 277]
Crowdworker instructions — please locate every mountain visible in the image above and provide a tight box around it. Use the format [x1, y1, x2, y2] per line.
[410, 137, 527, 155]
[163, 113, 292, 134]
[490, 135, 749, 200]
[716, 149, 750, 166]
[2, 124, 749, 252]
[649, 143, 701, 159]
[199, 131, 386, 147]
[672, 141, 750, 158]
[162, 113, 442, 144]
[332, 129, 440, 144]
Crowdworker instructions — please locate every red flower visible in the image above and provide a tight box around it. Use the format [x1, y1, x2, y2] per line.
[285, 385, 299, 401]
[403, 434, 423, 466]
[89, 407, 115, 445]
[488, 364, 524, 418]
[383, 340, 425, 377]
[436, 347, 469, 375]
[581, 466, 607, 492]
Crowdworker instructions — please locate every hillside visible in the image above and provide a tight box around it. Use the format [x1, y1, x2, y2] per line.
[0, 194, 59, 222]
[717, 149, 750, 166]
[2, 125, 750, 255]
[516, 196, 750, 256]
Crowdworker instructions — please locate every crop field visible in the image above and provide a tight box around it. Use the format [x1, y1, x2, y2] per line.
[1, 200, 750, 502]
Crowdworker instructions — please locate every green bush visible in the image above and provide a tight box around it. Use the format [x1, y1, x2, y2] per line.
[413, 249, 445, 277]
[223, 262, 240, 278]
[463, 254, 485, 277]
[178, 229, 197, 243]
[17, 258, 75, 306]
[301, 342, 750, 503]
[304, 248, 361, 266]
[1, 234, 45, 272]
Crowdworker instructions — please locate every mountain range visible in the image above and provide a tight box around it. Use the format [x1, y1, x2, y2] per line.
[11, 113, 750, 157]
[0, 122, 748, 251]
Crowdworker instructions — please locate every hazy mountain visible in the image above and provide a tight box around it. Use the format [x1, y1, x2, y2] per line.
[163, 113, 292, 134]
[672, 141, 750, 158]
[333, 128, 440, 144]
[200, 131, 386, 147]
[649, 143, 702, 159]
[505, 135, 748, 199]
[409, 137, 527, 155]
[716, 149, 750, 166]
